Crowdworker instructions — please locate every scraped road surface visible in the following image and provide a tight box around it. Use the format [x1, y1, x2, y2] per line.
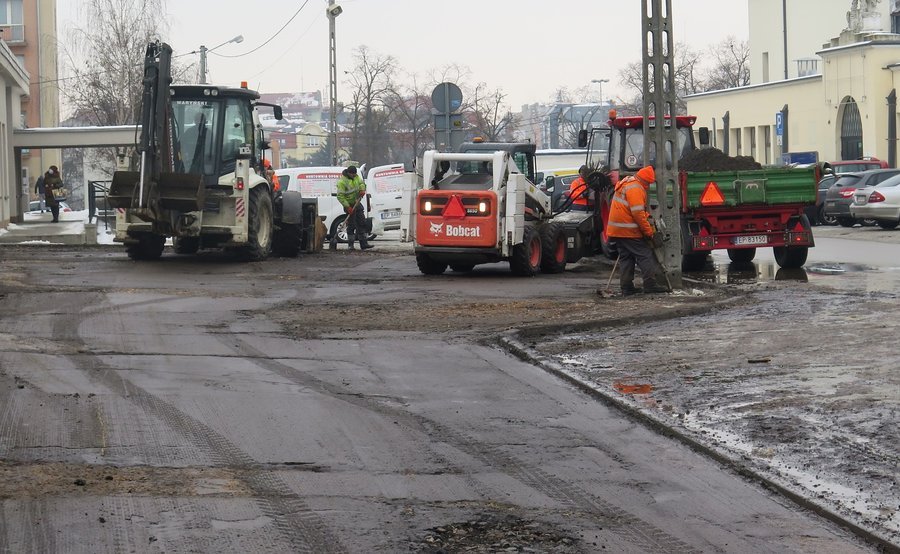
[0, 245, 876, 552]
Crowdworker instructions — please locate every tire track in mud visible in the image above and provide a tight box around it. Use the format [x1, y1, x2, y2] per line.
[223, 333, 699, 553]
[46, 305, 345, 554]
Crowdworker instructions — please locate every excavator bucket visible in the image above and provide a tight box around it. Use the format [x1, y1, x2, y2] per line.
[156, 172, 205, 212]
[106, 170, 205, 212]
[107, 170, 140, 210]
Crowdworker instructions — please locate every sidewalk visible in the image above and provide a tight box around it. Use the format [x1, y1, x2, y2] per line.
[0, 210, 102, 246]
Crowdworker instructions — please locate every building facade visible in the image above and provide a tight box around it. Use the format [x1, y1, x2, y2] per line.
[1, 0, 59, 198]
[688, 0, 900, 166]
[0, 38, 31, 226]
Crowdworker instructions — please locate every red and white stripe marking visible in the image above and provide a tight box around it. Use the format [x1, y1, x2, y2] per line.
[235, 198, 245, 218]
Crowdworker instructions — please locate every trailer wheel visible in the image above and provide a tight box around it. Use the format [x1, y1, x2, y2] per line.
[539, 223, 567, 274]
[173, 236, 199, 255]
[510, 226, 541, 276]
[416, 253, 447, 275]
[126, 233, 166, 260]
[681, 252, 709, 272]
[727, 248, 756, 264]
[773, 246, 808, 269]
[242, 186, 274, 261]
[273, 223, 302, 257]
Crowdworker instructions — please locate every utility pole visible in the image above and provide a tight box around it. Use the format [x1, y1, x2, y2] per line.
[327, 1, 343, 165]
[199, 45, 207, 84]
[642, 0, 682, 288]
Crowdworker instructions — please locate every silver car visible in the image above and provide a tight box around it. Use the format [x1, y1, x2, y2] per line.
[849, 173, 900, 229]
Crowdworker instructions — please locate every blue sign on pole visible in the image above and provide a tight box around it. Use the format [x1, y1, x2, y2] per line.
[775, 112, 784, 136]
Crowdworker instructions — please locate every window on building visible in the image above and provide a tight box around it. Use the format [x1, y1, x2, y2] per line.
[762, 52, 769, 83]
[14, 54, 24, 70]
[0, 0, 24, 41]
[306, 135, 320, 147]
[892, 12, 900, 33]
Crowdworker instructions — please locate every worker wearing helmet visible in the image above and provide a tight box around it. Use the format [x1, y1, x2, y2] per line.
[606, 165, 669, 296]
[333, 165, 373, 251]
[567, 165, 593, 211]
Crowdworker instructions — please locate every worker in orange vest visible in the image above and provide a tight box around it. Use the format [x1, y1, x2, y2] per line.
[606, 165, 669, 296]
[262, 159, 280, 192]
[567, 165, 593, 211]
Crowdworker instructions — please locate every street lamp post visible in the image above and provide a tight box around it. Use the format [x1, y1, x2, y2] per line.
[327, 1, 343, 165]
[591, 78, 609, 105]
[199, 34, 244, 84]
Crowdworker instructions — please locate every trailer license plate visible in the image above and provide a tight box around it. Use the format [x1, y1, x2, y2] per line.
[381, 210, 400, 220]
[734, 235, 767, 246]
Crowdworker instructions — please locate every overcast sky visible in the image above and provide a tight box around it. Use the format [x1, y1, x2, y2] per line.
[57, 0, 749, 109]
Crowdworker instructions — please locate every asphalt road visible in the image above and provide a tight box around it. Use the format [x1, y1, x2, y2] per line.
[0, 238, 885, 553]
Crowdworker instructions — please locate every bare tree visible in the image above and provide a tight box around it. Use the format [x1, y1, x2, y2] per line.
[467, 83, 516, 142]
[344, 46, 397, 167]
[384, 73, 434, 165]
[615, 42, 706, 115]
[704, 37, 751, 91]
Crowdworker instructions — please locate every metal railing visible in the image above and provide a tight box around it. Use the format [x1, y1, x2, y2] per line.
[88, 180, 113, 230]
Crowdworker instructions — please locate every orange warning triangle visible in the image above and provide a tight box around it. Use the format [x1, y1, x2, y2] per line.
[442, 194, 466, 218]
[700, 181, 726, 206]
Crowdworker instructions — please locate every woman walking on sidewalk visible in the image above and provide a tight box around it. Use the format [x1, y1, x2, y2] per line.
[42, 165, 63, 222]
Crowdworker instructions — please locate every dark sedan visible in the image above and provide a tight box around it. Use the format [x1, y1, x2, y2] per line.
[823, 168, 900, 227]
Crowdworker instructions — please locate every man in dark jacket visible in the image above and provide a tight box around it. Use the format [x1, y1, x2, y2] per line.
[34, 174, 45, 212]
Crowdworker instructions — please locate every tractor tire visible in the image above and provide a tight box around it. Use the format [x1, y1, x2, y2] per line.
[539, 222, 567, 274]
[242, 186, 274, 261]
[877, 219, 899, 230]
[173, 236, 200, 255]
[773, 246, 808, 269]
[449, 264, 475, 273]
[509, 225, 542, 276]
[681, 252, 709, 272]
[273, 223, 303, 257]
[727, 248, 756, 264]
[126, 233, 166, 261]
[416, 253, 447, 275]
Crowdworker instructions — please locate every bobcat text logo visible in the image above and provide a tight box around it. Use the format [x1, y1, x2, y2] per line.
[446, 225, 481, 238]
[429, 222, 444, 236]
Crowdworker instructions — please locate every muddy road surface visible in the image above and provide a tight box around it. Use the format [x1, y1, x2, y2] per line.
[0, 240, 888, 552]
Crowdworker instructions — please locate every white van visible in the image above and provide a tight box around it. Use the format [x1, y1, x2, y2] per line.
[366, 163, 406, 231]
[275, 166, 383, 243]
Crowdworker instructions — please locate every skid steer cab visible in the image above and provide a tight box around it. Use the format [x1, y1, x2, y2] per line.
[107, 42, 316, 261]
[401, 142, 569, 276]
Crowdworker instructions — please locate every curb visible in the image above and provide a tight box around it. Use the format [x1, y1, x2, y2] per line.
[497, 329, 899, 553]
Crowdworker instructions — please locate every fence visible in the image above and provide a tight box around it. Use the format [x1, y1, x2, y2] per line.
[88, 180, 113, 230]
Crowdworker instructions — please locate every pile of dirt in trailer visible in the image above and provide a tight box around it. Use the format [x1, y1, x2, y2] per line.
[680, 148, 762, 171]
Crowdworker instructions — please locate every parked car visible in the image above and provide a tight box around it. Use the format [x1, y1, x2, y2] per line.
[849, 172, 900, 229]
[823, 169, 900, 227]
[26, 200, 71, 215]
[804, 174, 836, 226]
[828, 157, 889, 174]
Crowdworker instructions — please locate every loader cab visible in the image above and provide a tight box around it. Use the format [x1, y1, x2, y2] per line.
[170, 85, 259, 185]
[605, 115, 696, 173]
[457, 141, 537, 183]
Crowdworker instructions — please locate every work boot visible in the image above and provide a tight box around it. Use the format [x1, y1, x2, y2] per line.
[358, 234, 374, 250]
[621, 284, 639, 297]
[642, 279, 670, 294]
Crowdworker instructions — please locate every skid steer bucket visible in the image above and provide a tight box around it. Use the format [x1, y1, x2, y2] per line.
[107, 170, 205, 212]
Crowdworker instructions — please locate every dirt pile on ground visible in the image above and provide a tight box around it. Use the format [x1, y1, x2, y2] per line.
[680, 148, 762, 172]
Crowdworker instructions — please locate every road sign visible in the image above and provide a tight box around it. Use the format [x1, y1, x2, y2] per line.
[775, 112, 784, 136]
[431, 83, 462, 114]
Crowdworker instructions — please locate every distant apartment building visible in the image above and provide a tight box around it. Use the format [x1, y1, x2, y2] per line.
[1, 0, 59, 196]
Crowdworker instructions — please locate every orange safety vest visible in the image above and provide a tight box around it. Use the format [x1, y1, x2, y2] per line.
[607, 176, 655, 239]
[568, 176, 589, 206]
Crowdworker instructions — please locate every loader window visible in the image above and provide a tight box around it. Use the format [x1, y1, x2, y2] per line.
[221, 99, 254, 174]
[173, 101, 218, 176]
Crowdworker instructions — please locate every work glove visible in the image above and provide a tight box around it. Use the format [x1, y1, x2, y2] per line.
[649, 233, 664, 249]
